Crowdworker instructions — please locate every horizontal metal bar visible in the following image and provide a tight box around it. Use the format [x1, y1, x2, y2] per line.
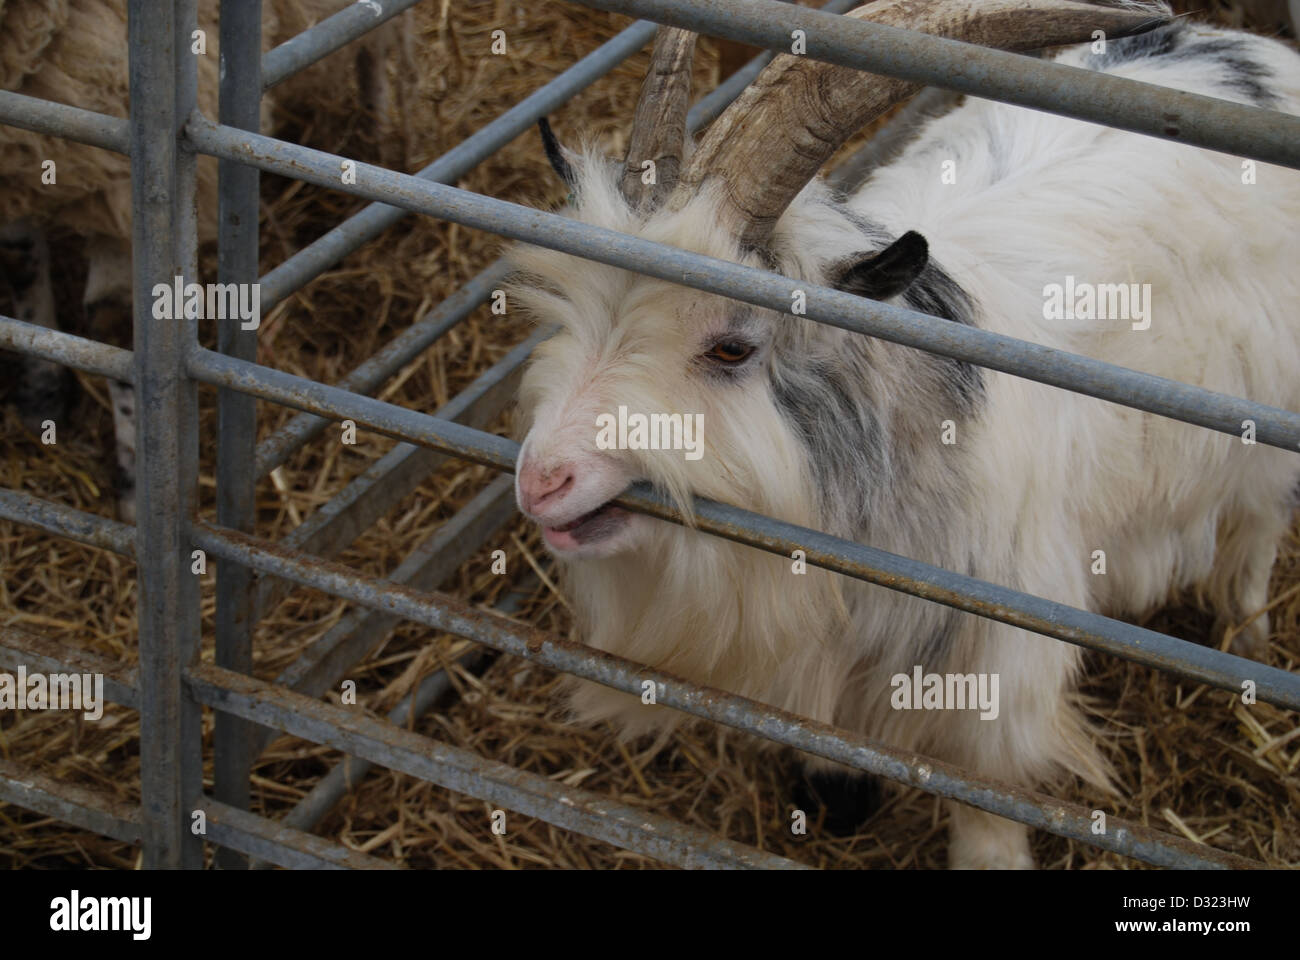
[0, 314, 134, 383]
[0, 488, 136, 557]
[254, 10, 796, 477]
[0, 89, 130, 154]
[182, 347, 1300, 712]
[252, 324, 538, 618]
[262, 0, 426, 90]
[579, 0, 1300, 170]
[0, 758, 143, 847]
[190, 520, 1257, 869]
[249, 474, 518, 759]
[0, 626, 140, 710]
[274, 571, 537, 840]
[187, 660, 807, 869]
[201, 798, 399, 869]
[185, 117, 1300, 453]
[257, 19, 658, 310]
[254, 259, 513, 476]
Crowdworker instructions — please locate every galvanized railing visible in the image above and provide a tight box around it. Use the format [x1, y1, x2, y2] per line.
[0, 0, 1295, 870]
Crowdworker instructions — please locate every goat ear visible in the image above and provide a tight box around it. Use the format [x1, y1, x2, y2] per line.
[538, 117, 577, 188]
[835, 231, 929, 301]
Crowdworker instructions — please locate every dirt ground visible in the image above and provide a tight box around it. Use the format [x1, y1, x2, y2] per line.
[1, 0, 1297, 869]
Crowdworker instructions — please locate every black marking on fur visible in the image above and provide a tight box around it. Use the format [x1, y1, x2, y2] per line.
[827, 204, 984, 411]
[899, 260, 984, 411]
[792, 768, 883, 836]
[1092, 23, 1278, 107]
[771, 351, 886, 526]
[1093, 21, 1182, 66]
[537, 117, 576, 188]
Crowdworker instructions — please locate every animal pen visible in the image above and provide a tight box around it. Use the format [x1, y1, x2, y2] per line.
[0, 0, 1297, 870]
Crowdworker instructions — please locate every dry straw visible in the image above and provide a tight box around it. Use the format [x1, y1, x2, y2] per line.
[0, 0, 1296, 869]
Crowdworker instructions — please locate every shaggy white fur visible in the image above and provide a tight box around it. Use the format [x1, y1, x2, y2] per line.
[512, 18, 1300, 868]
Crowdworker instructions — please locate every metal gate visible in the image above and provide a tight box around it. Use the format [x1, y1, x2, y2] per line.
[0, 0, 1297, 869]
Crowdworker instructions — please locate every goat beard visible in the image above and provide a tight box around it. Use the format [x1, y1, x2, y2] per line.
[557, 516, 851, 740]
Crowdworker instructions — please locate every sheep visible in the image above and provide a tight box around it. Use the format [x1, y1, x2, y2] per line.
[508, 0, 1300, 868]
[0, 0, 410, 519]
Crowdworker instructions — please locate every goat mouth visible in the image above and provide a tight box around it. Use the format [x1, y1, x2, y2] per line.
[543, 501, 628, 548]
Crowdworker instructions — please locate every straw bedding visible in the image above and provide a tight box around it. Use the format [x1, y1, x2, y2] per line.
[0, 0, 1296, 869]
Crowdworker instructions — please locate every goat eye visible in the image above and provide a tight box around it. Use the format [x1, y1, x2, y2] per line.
[705, 340, 754, 364]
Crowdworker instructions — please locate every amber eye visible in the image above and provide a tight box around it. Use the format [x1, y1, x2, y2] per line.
[705, 340, 755, 365]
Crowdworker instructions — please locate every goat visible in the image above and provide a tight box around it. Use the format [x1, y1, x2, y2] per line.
[508, 0, 1300, 868]
[0, 0, 408, 519]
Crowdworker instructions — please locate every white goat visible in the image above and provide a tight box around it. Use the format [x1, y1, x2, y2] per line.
[509, 0, 1300, 868]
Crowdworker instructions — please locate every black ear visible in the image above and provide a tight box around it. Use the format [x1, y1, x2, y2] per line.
[835, 231, 929, 301]
[538, 117, 576, 188]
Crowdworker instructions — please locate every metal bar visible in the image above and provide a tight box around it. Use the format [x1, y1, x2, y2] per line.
[0, 759, 142, 847]
[252, 323, 543, 619]
[256, 19, 658, 310]
[0, 488, 136, 557]
[0, 90, 130, 154]
[827, 87, 964, 194]
[254, 259, 512, 476]
[189, 521, 1259, 869]
[185, 118, 1300, 453]
[249, 474, 518, 760]
[0, 314, 135, 383]
[181, 349, 1300, 712]
[213, 0, 264, 870]
[200, 799, 399, 869]
[577, 0, 1300, 170]
[251, 18, 791, 480]
[262, 0, 425, 90]
[274, 572, 536, 838]
[0, 626, 140, 710]
[187, 661, 808, 870]
[687, 0, 861, 129]
[129, 0, 203, 870]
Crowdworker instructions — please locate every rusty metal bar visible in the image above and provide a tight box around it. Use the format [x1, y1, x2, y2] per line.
[200, 799, 399, 869]
[0, 759, 143, 848]
[212, 0, 265, 870]
[0, 488, 136, 557]
[129, 0, 204, 870]
[0, 313, 135, 383]
[0, 626, 139, 710]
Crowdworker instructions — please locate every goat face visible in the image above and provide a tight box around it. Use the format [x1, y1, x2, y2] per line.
[512, 175, 820, 560]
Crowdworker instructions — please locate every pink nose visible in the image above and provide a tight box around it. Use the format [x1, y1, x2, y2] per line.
[517, 461, 575, 515]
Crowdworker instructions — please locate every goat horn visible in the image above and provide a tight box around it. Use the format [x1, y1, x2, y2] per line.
[622, 26, 698, 210]
[672, 0, 1170, 248]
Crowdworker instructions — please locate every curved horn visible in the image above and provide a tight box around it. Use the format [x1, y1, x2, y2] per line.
[622, 26, 698, 210]
[673, 0, 1170, 247]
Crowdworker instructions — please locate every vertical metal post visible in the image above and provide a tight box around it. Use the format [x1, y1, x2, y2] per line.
[214, 0, 263, 870]
[129, 0, 204, 869]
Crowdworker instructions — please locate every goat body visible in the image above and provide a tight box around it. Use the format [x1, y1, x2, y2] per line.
[512, 17, 1300, 868]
